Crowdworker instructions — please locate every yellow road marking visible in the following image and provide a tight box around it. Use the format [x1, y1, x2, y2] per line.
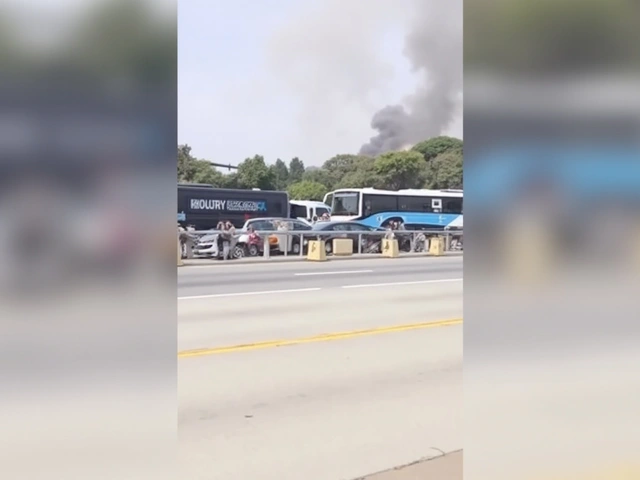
[531, 465, 640, 480]
[178, 318, 462, 358]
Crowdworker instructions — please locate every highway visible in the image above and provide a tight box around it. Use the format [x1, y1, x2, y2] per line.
[178, 256, 463, 480]
[178, 255, 462, 298]
[465, 275, 640, 480]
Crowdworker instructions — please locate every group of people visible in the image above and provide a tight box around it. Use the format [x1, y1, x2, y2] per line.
[383, 219, 406, 239]
[215, 221, 237, 258]
[385, 219, 405, 231]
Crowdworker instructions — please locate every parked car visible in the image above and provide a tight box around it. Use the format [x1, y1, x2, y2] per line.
[308, 221, 386, 254]
[192, 230, 245, 259]
[237, 217, 312, 255]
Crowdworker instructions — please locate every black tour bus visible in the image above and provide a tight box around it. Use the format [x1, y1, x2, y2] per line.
[178, 183, 290, 230]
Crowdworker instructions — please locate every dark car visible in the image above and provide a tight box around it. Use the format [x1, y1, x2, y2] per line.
[309, 221, 386, 254]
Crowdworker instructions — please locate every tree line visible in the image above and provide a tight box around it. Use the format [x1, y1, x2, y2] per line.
[465, 0, 640, 74]
[178, 136, 462, 202]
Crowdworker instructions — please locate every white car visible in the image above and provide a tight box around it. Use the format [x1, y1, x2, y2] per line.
[192, 231, 245, 259]
[237, 217, 313, 255]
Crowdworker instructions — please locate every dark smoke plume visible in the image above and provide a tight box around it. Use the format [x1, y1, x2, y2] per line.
[360, 0, 462, 156]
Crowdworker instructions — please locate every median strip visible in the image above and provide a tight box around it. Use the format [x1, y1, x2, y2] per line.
[178, 318, 462, 358]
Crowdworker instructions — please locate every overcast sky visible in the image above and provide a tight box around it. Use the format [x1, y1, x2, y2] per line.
[179, 0, 462, 167]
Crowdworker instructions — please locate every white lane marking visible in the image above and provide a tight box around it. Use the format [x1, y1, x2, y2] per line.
[178, 287, 322, 300]
[179, 255, 463, 271]
[341, 278, 463, 289]
[294, 269, 373, 277]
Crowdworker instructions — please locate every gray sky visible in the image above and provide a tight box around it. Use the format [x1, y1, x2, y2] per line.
[180, 0, 462, 166]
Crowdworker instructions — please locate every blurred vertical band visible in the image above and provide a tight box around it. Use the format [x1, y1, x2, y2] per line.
[0, 1, 176, 479]
[464, 1, 640, 479]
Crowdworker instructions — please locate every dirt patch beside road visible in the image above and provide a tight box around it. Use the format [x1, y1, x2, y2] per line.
[356, 450, 462, 480]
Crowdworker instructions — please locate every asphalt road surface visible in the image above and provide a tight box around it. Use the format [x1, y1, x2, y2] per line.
[178, 256, 463, 480]
[178, 255, 463, 299]
[465, 274, 640, 480]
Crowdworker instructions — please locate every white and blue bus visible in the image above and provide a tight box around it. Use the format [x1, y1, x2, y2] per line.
[323, 187, 463, 229]
[465, 75, 640, 265]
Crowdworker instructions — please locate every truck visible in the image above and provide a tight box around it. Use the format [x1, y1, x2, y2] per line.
[289, 200, 331, 223]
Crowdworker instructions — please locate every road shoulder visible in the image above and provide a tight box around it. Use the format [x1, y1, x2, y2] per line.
[181, 251, 462, 267]
[355, 450, 462, 480]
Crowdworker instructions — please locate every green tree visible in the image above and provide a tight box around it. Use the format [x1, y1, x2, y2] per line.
[374, 151, 426, 190]
[66, 0, 176, 85]
[302, 167, 332, 189]
[321, 154, 371, 188]
[177, 144, 196, 181]
[269, 158, 289, 190]
[237, 155, 275, 190]
[336, 156, 381, 189]
[191, 160, 225, 186]
[412, 136, 462, 162]
[465, 0, 640, 74]
[424, 151, 463, 190]
[288, 157, 305, 184]
[288, 181, 328, 202]
[221, 172, 239, 189]
[177, 145, 224, 185]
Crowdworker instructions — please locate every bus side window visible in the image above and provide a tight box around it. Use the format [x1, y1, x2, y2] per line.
[366, 194, 398, 214]
[401, 195, 433, 212]
[443, 198, 463, 214]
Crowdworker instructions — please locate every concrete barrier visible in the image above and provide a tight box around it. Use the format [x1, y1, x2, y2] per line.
[381, 238, 399, 258]
[306, 240, 327, 261]
[332, 238, 353, 256]
[429, 236, 445, 256]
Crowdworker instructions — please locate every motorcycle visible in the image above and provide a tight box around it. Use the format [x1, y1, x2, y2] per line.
[362, 236, 382, 254]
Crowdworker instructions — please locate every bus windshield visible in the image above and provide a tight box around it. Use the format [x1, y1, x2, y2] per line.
[331, 192, 360, 216]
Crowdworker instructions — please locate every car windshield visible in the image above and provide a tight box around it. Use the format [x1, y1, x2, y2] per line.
[331, 192, 359, 216]
[315, 207, 329, 217]
[244, 220, 275, 231]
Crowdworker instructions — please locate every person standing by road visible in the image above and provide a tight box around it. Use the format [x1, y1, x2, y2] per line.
[215, 221, 226, 256]
[223, 221, 237, 260]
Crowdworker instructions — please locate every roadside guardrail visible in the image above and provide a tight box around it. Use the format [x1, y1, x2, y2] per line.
[178, 228, 463, 263]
